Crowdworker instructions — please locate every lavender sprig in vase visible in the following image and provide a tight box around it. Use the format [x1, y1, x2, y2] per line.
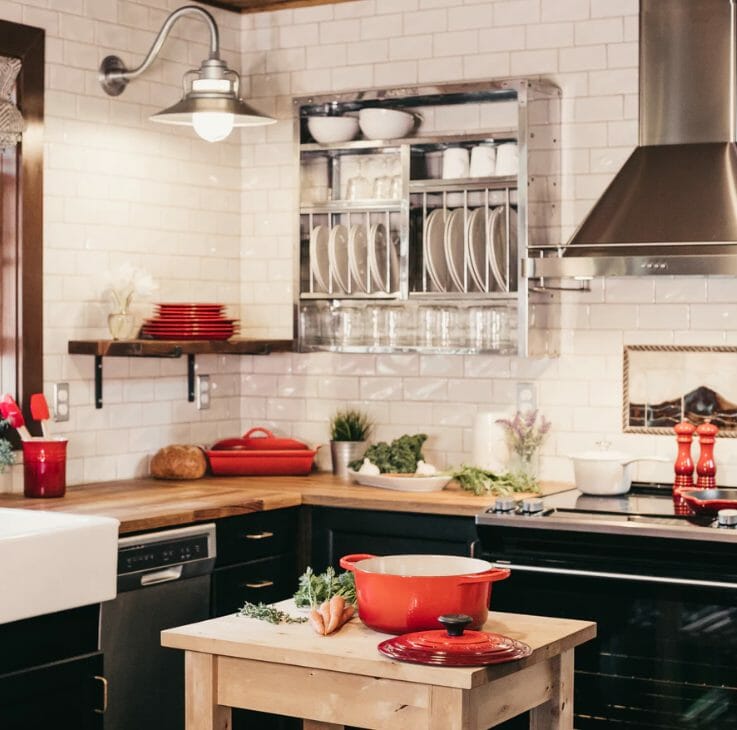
[496, 410, 551, 478]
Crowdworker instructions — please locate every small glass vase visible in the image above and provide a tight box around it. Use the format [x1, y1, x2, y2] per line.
[508, 451, 539, 479]
[108, 310, 135, 340]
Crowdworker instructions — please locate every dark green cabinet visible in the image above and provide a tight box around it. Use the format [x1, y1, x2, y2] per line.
[309, 506, 478, 570]
[211, 508, 301, 730]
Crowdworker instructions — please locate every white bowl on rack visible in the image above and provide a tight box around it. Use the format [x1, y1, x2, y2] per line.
[307, 115, 359, 144]
[359, 108, 415, 140]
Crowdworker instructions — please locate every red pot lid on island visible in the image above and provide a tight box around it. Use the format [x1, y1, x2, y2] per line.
[378, 614, 532, 667]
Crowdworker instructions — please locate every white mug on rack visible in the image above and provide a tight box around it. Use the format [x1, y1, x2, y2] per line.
[495, 142, 519, 176]
[470, 145, 496, 177]
[442, 147, 470, 179]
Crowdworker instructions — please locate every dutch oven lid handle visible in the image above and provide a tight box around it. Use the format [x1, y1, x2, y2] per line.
[242, 427, 275, 440]
[339, 553, 375, 571]
[438, 614, 473, 637]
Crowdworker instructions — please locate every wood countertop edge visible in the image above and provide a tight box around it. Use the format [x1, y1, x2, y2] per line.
[0, 475, 575, 533]
[160, 609, 596, 689]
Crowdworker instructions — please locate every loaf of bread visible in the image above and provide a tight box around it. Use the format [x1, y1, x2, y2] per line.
[150, 445, 207, 480]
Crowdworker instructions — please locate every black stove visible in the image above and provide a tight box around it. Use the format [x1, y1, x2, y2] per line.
[476, 481, 737, 542]
[475, 481, 737, 729]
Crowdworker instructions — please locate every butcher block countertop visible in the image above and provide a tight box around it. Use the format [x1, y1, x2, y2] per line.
[0, 473, 573, 534]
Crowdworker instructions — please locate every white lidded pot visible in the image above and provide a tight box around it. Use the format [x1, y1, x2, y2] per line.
[569, 445, 668, 495]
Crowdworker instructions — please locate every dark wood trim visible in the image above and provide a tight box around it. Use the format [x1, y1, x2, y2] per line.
[197, 0, 357, 14]
[0, 21, 44, 438]
[68, 339, 294, 357]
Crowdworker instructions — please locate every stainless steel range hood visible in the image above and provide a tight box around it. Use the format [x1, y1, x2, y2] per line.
[528, 0, 737, 278]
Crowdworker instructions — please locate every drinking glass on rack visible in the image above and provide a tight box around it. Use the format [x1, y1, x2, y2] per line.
[346, 158, 371, 201]
[328, 307, 364, 347]
[372, 158, 392, 200]
[389, 157, 403, 199]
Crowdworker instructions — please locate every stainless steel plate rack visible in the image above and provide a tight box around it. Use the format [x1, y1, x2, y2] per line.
[293, 78, 561, 357]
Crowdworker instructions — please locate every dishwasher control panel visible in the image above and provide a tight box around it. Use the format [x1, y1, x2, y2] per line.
[119, 535, 210, 574]
[116, 523, 216, 591]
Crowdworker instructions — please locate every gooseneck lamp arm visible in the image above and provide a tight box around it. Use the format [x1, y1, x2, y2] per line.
[100, 5, 219, 97]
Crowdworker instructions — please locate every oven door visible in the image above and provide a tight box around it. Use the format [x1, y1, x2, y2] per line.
[479, 527, 737, 729]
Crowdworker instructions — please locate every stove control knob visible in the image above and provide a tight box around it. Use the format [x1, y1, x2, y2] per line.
[522, 498, 544, 514]
[717, 509, 737, 528]
[494, 497, 516, 513]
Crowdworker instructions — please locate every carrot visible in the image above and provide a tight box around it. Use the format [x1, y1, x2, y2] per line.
[318, 600, 331, 630]
[340, 604, 355, 625]
[309, 608, 325, 636]
[326, 595, 346, 634]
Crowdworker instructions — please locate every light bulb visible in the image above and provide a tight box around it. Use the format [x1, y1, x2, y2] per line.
[192, 112, 234, 142]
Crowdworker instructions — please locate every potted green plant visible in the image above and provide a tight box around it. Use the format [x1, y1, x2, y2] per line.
[0, 419, 15, 474]
[329, 408, 373, 480]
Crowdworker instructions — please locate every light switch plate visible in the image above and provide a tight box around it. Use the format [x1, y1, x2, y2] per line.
[54, 382, 70, 422]
[196, 374, 211, 410]
[516, 382, 537, 413]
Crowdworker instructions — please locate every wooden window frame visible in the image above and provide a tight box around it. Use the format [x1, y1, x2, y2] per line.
[0, 20, 43, 440]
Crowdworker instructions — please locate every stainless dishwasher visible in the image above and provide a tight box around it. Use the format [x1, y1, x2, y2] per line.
[100, 523, 216, 730]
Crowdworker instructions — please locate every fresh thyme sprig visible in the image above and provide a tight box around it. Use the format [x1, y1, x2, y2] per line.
[237, 601, 308, 624]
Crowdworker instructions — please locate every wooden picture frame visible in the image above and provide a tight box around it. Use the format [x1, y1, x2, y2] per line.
[623, 345, 737, 437]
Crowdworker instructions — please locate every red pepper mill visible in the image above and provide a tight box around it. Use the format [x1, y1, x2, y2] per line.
[673, 421, 696, 491]
[696, 421, 719, 489]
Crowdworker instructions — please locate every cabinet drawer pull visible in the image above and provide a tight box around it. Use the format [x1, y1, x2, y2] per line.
[244, 579, 274, 589]
[244, 531, 274, 540]
[93, 675, 108, 714]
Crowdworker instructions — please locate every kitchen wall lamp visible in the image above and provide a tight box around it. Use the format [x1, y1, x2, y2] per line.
[98, 4, 275, 142]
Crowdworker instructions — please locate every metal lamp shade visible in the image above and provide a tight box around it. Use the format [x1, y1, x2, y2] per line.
[150, 94, 275, 127]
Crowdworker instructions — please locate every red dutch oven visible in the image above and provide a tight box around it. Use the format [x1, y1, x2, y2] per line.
[339, 553, 510, 635]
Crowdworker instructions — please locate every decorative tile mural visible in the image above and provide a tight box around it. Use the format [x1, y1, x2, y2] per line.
[624, 346, 737, 436]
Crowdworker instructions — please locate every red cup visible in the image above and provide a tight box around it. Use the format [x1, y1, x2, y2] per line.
[22, 438, 68, 498]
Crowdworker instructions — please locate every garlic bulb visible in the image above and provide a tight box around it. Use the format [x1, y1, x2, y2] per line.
[357, 458, 380, 476]
[415, 460, 437, 476]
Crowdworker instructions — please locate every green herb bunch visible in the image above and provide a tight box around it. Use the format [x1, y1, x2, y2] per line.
[330, 409, 373, 442]
[0, 418, 14, 472]
[448, 465, 541, 496]
[349, 433, 427, 473]
[237, 602, 308, 624]
[293, 566, 356, 608]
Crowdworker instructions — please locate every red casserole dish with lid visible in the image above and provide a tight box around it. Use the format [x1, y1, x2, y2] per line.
[206, 427, 318, 476]
[339, 553, 510, 635]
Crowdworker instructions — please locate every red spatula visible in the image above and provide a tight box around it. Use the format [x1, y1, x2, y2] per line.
[30, 393, 50, 438]
[0, 394, 31, 440]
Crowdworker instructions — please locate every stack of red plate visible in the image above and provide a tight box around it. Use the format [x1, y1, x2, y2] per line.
[141, 303, 239, 341]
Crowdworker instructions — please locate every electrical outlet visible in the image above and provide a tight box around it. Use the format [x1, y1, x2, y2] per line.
[196, 374, 211, 410]
[516, 382, 537, 413]
[54, 382, 70, 422]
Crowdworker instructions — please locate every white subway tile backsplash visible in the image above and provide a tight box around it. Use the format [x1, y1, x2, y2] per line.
[20, 0, 737, 490]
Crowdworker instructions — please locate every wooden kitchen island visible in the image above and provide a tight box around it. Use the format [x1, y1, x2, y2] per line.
[162, 604, 596, 730]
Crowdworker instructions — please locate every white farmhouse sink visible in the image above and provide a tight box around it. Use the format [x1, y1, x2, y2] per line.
[0, 508, 119, 624]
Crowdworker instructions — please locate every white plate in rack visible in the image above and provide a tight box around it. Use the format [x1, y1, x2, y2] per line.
[467, 207, 489, 292]
[368, 222, 399, 292]
[309, 224, 330, 292]
[443, 208, 466, 292]
[348, 470, 452, 492]
[488, 207, 518, 292]
[348, 224, 369, 293]
[328, 223, 350, 292]
[423, 208, 448, 292]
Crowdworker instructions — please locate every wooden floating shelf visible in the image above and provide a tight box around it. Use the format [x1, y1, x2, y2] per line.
[68, 339, 295, 408]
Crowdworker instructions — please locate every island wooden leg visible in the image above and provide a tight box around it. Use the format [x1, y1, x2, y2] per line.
[303, 722, 344, 729]
[529, 649, 574, 730]
[184, 651, 231, 730]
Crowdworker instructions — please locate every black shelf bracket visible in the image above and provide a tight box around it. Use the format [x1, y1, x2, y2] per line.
[187, 354, 196, 403]
[93, 347, 191, 409]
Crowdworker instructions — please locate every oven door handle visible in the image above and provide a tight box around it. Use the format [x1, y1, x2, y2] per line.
[494, 562, 737, 591]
